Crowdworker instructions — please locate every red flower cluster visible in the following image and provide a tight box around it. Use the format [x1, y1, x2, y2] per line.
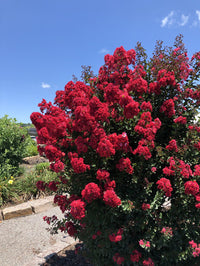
[143, 257, 155, 266]
[163, 157, 176, 176]
[174, 116, 187, 124]
[140, 101, 153, 112]
[81, 182, 101, 203]
[194, 165, 200, 176]
[70, 199, 86, 220]
[48, 181, 59, 192]
[116, 157, 134, 174]
[65, 221, 77, 237]
[184, 181, 199, 196]
[161, 227, 173, 236]
[178, 160, 192, 179]
[160, 99, 175, 118]
[96, 169, 110, 181]
[109, 228, 123, 242]
[54, 195, 68, 213]
[36, 180, 46, 191]
[166, 139, 178, 152]
[130, 250, 142, 262]
[103, 190, 121, 207]
[142, 203, 151, 210]
[156, 178, 173, 197]
[189, 240, 200, 257]
[70, 157, 90, 173]
[113, 253, 125, 265]
[97, 137, 115, 158]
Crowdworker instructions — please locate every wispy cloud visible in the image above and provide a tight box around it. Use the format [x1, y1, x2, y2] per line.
[41, 82, 51, 89]
[161, 11, 191, 28]
[99, 48, 110, 54]
[161, 11, 174, 27]
[196, 10, 200, 21]
[191, 10, 200, 27]
[179, 14, 189, 26]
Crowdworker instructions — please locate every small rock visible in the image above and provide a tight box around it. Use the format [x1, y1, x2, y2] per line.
[22, 155, 49, 165]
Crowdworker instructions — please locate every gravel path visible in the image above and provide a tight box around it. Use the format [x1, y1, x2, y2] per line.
[0, 206, 75, 266]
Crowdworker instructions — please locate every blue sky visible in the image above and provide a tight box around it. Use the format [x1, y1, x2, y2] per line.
[0, 0, 200, 123]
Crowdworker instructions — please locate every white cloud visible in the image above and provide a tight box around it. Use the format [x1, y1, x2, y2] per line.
[196, 10, 200, 21]
[99, 48, 110, 54]
[41, 82, 51, 89]
[191, 10, 200, 27]
[161, 11, 174, 27]
[179, 14, 189, 26]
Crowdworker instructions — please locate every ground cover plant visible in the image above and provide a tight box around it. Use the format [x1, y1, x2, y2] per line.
[31, 35, 200, 265]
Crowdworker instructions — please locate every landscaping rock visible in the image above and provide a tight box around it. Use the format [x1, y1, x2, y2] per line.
[1, 196, 56, 220]
[22, 155, 48, 165]
[30, 196, 55, 214]
[2, 202, 33, 220]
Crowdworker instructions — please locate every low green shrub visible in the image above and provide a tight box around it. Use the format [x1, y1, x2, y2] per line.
[0, 115, 31, 177]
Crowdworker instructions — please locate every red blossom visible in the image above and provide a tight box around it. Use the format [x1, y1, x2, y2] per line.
[166, 139, 178, 152]
[160, 99, 175, 118]
[70, 199, 86, 220]
[142, 203, 151, 210]
[48, 181, 59, 192]
[124, 100, 140, 119]
[143, 257, 155, 266]
[174, 116, 187, 124]
[36, 181, 46, 191]
[109, 228, 123, 242]
[113, 253, 125, 265]
[130, 250, 142, 262]
[97, 137, 115, 158]
[184, 181, 199, 196]
[140, 101, 153, 112]
[156, 178, 173, 197]
[103, 190, 121, 207]
[65, 221, 77, 237]
[81, 182, 101, 203]
[70, 157, 90, 173]
[116, 158, 134, 174]
[96, 169, 110, 181]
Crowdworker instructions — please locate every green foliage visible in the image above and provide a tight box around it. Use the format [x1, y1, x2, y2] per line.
[0, 115, 28, 176]
[0, 175, 17, 206]
[0, 115, 39, 178]
[24, 137, 38, 157]
[35, 162, 50, 174]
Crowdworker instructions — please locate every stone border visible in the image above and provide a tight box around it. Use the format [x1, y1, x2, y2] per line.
[0, 195, 55, 221]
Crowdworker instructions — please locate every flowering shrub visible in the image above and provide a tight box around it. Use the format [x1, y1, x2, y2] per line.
[31, 35, 200, 265]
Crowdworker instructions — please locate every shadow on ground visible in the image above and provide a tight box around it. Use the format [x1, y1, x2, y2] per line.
[42, 243, 93, 266]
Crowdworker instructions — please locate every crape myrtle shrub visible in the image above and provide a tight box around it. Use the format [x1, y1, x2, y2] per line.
[31, 35, 200, 266]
